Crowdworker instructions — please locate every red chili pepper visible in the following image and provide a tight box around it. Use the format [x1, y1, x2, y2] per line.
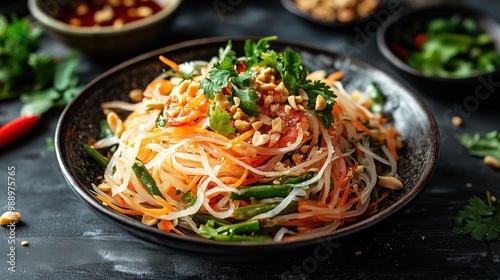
[390, 44, 409, 61]
[414, 33, 427, 49]
[0, 115, 41, 148]
[236, 61, 246, 73]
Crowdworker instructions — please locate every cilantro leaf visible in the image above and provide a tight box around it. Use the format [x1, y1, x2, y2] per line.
[200, 57, 236, 99]
[219, 40, 236, 61]
[258, 44, 337, 128]
[232, 71, 253, 89]
[244, 35, 277, 67]
[231, 82, 260, 117]
[453, 191, 500, 241]
[156, 110, 166, 128]
[28, 54, 56, 87]
[54, 53, 80, 92]
[180, 191, 197, 208]
[20, 88, 60, 116]
[208, 104, 235, 136]
[365, 82, 384, 113]
[458, 131, 500, 162]
[300, 80, 336, 128]
[278, 49, 303, 93]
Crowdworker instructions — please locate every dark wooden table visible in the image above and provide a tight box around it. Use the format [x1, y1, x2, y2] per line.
[1, 1, 500, 279]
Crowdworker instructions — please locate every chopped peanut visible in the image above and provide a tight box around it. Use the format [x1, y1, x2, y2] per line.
[113, 18, 124, 29]
[264, 95, 274, 108]
[0, 211, 21, 225]
[484, 155, 500, 169]
[355, 165, 365, 173]
[252, 121, 263, 131]
[252, 131, 270, 146]
[97, 183, 111, 192]
[129, 89, 143, 103]
[94, 5, 114, 23]
[378, 176, 403, 190]
[288, 96, 299, 111]
[107, 111, 124, 137]
[451, 116, 462, 127]
[315, 95, 327, 111]
[233, 96, 241, 106]
[141, 214, 159, 226]
[76, 4, 89, 16]
[136, 6, 153, 17]
[235, 120, 251, 132]
[69, 18, 82, 26]
[258, 113, 272, 126]
[298, 88, 309, 102]
[271, 117, 284, 133]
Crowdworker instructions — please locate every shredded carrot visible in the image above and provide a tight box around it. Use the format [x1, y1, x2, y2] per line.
[124, 193, 173, 216]
[159, 55, 179, 72]
[167, 186, 184, 201]
[154, 195, 175, 213]
[96, 195, 143, 215]
[230, 128, 255, 144]
[376, 190, 392, 204]
[337, 188, 351, 207]
[229, 168, 248, 188]
[326, 71, 344, 83]
[158, 220, 173, 232]
[185, 174, 202, 192]
[144, 79, 174, 97]
[297, 220, 324, 232]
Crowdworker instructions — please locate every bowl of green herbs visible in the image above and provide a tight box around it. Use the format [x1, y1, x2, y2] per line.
[377, 4, 500, 83]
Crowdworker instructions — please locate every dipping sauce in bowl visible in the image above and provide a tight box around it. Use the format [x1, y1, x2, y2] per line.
[28, 0, 181, 58]
[57, 0, 163, 29]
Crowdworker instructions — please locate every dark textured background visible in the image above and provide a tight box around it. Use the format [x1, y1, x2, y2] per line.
[1, 0, 500, 279]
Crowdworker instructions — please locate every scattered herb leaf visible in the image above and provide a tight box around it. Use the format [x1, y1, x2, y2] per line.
[453, 191, 500, 241]
[458, 130, 500, 162]
[208, 104, 235, 136]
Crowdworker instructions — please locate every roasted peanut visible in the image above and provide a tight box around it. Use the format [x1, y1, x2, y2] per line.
[0, 211, 21, 225]
[378, 176, 403, 190]
[107, 111, 124, 137]
[484, 155, 500, 169]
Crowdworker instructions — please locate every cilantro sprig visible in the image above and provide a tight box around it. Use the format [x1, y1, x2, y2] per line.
[208, 104, 235, 136]
[200, 36, 337, 129]
[458, 131, 500, 162]
[0, 15, 84, 116]
[200, 56, 260, 117]
[453, 191, 500, 241]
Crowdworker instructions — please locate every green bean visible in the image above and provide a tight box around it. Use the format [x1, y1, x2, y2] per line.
[229, 172, 314, 200]
[233, 201, 298, 220]
[198, 221, 272, 242]
[365, 82, 384, 113]
[192, 213, 230, 228]
[131, 159, 164, 199]
[215, 219, 260, 235]
[83, 144, 110, 168]
[83, 145, 164, 199]
[212, 234, 272, 242]
[229, 184, 294, 200]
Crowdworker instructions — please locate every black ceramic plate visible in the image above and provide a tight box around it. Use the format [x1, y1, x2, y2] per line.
[281, 0, 382, 27]
[55, 37, 439, 260]
[377, 4, 500, 83]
